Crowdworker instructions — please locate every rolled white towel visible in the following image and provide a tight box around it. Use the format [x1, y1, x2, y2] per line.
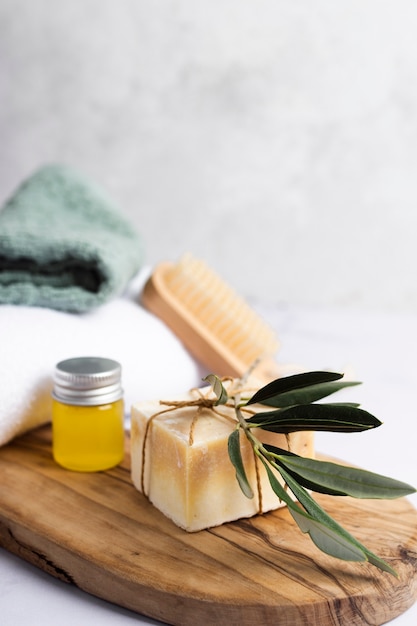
[1, 268, 202, 446]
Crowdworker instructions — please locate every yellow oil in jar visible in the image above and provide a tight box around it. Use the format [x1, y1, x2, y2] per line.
[52, 398, 124, 472]
[52, 356, 125, 472]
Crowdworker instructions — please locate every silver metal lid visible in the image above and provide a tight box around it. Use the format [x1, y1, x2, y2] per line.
[52, 357, 123, 406]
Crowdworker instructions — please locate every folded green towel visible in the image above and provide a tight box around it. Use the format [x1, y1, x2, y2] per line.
[0, 164, 144, 312]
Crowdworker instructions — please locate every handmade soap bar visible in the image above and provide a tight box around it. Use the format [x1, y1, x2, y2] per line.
[130, 387, 314, 532]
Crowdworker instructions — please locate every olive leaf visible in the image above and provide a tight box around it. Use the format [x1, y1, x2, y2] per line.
[264, 445, 416, 499]
[276, 465, 397, 576]
[258, 457, 375, 566]
[247, 371, 343, 406]
[228, 430, 254, 499]
[256, 380, 361, 408]
[203, 374, 229, 405]
[247, 403, 382, 433]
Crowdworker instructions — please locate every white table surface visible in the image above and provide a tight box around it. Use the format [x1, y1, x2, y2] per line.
[1, 304, 416, 625]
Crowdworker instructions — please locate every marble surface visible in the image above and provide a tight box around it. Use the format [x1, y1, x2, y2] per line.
[1, 304, 416, 625]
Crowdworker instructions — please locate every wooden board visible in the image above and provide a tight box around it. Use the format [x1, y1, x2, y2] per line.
[0, 426, 416, 626]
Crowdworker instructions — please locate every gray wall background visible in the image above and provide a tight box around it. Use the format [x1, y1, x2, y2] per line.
[1, 1, 416, 312]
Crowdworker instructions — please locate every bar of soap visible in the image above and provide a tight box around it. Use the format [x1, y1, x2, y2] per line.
[131, 387, 314, 532]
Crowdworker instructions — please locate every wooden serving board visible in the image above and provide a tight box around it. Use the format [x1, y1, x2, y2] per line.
[1, 426, 417, 626]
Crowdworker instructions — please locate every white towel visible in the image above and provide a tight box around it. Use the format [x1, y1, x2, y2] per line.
[1, 268, 202, 446]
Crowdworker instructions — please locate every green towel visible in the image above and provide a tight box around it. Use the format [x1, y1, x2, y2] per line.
[0, 164, 144, 312]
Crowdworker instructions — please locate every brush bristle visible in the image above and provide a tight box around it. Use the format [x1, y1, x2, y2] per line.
[163, 254, 279, 366]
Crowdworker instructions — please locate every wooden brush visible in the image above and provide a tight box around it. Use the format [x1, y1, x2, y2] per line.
[141, 254, 282, 381]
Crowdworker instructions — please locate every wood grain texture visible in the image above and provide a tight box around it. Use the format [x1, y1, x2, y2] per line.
[0, 426, 416, 626]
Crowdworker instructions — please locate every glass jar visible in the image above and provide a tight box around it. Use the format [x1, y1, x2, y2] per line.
[52, 356, 125, 472]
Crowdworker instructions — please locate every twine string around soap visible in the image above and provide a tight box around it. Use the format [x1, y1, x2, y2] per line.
[139, 381, 293, 515]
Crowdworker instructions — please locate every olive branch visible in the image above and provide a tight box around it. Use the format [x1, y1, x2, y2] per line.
[204, 371, 415, 576]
